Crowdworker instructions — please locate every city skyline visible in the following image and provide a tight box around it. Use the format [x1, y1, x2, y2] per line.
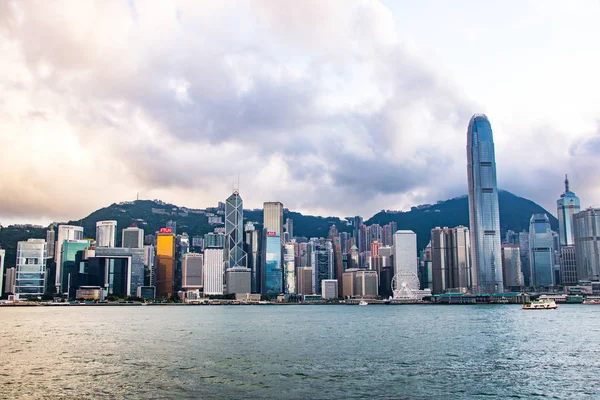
[1, 2, 600, 226]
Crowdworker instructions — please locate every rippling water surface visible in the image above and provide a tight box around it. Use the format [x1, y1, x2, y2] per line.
[1, 304, 600, 399]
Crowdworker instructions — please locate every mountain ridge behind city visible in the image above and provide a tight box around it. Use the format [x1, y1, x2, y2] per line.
[0, 190, 558, 268]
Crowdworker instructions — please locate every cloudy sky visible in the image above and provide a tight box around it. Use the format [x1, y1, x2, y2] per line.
[1, 0, 600, 225]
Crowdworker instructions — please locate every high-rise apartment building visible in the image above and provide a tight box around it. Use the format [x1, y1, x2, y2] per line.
[122, 226, 144, 248]
[55, 225, 84, 292]
[156, 229, 176, 298]
[467, 114, 503, 293]
[203, 248, 224, 295]
[529, 214, 556, 287]
[182, 253, 203, 290]
[15, 239, 47, 299]
[501, 245, 523, 289]
[96, 220, 117, 247]
[557, 175, 580, 247]
[225, 191, 247, 269]
[573, 208, 600, 282]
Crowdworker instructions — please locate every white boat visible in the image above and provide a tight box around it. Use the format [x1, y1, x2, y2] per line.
[359, 300, 368, 306]
[522, 299, 558, 310]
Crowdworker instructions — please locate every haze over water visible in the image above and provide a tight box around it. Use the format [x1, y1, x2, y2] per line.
[1, 305, 599, 399]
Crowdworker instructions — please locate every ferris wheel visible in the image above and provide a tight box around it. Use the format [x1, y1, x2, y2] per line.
[391, 271, 420, 300]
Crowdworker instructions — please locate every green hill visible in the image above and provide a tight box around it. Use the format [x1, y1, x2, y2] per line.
[0, 190, 557, 268]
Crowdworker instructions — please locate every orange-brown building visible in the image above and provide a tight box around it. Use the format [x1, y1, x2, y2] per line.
[156, 229, 176, 298]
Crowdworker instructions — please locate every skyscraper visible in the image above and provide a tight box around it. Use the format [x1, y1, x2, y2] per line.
[283, 243, 296, 294]
[96, 220, 117, 247]
[529, 214, 555, 288]
[430, 227, 471, 293]
[0, 249, 5, 297]
[501, 245, 523, 289]
[182, 253, 203, 290]
[225, 191, 247, 269]
[392, 230, 420, 292]
[156, 229, 176, 298]
[122, 226, 144, 248]
[203, 248, 224, 295]
[262, 230, 282, 296]
[55, 225, 84, 292]
[573, 208, 600, 282]
[244, 222, 261, 293]
[45, 226, 55, 259]
[285, 218, 294, 239]
[15, 239, 47, 299]
[263, 202, 284, 239]
[557, 175, 580, 247]
[467, 114, 503, 293]
[311, 239, 334, 295]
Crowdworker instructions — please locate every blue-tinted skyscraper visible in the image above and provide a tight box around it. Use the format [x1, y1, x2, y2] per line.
[467, 114, 503, 293]
[225, 190, 247, 269]
[529, 214, 555, 287]
[557, 175, 580, 247]
[262, 230, 282, 295]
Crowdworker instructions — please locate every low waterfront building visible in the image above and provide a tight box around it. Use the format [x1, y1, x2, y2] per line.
[136, 286, 156, 300]
[75, 286, 104, 301]
[321, 279, 338, 299]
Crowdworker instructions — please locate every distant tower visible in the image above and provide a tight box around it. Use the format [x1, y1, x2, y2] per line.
[557, 174, 580, 247]
[529, 214, 555, 288]
[122, 226, 144, 248]
[225, 190, 247, 269]
[467, 114, 503, 293]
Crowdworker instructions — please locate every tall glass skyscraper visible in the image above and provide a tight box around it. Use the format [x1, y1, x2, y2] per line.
[557, 175, 580, 247]
[262, 231, 282, 295]
[528, 214, 556, 288]
[225, 191, 247, 269]
[467, 114, 503, 293]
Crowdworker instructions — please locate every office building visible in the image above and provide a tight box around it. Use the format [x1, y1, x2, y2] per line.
[285, 218, 294, 239]
[350, 245, 359, 269]
[353, 216, 364, 253]
[529, 214, 556, 287]
[226, 267, 251, 294]
[262, 230, 282, 295]
[519, 231, 530, 286]
[557, 175, 580, 247]
[96, 220, 117, 247]
[560, 246, 577, 285]
[46, 226, 55, 259]
[283, 243, 296, 294]
[573, 208, 600, 282]
[430, 226, 472, 294]
[311, 240, 334, 295]
[0, 249, 4, 297]
[203, 248, 224, 295]
[203, 232, 225, 249]
[60, 239, 92, 295]
[244, 222, 261, 293]
[93, 247, 145, 297]
[225, 190, 247, 269]
[182, 253, 203, 290]
[467, 114, 503, 293]
[356, 270, 378, 298]
[156, 229, 176, 298]
[144, 245, 155, 286]
[332, 235, 344, 297]
[297, 267, 313, 295]
[264, 202, 284, 242]
[321, 279, 338, 300]
[392, 231, 419, 285]
[122, 226, 144, 248]
[14, 239, 47, 299]
[501, 245, 523, 289]
[55, 225, 84, 292]
[4, 267, 16, 295]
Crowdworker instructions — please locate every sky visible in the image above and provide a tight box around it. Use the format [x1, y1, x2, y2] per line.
[1, 0, 600, 226]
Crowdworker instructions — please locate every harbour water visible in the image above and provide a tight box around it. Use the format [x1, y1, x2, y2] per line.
[1, 304, 599, 399]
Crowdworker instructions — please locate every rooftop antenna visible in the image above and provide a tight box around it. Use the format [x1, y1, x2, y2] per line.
[233, 173, 240, 194]
[564, 174, 569, 192]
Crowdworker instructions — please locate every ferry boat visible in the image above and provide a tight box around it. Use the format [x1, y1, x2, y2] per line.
[583, 298, 600, 305]
[522, 299, 557, 310]
[359, 300, 368, 306]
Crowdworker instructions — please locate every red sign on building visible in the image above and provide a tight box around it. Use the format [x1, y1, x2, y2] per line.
[159, 228, 173, 233]
[267, 231, 277, 237]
